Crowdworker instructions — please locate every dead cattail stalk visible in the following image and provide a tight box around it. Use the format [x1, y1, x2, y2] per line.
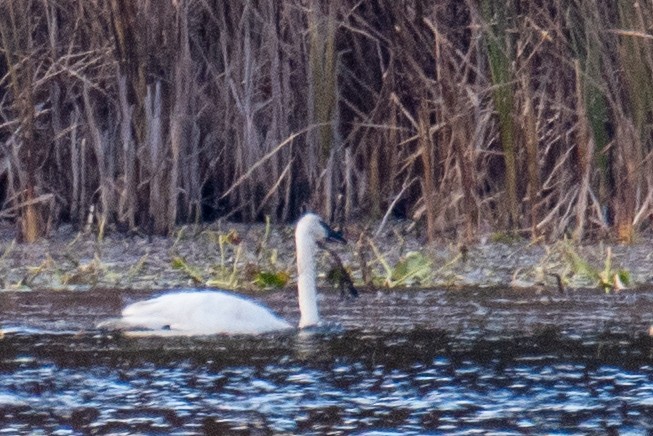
[573, 60, 593, 242]
[521, 73, 540, 239]
[144, 82, 166, 234]
[482, 0, 519, 228]
[418, 101, 437, 242]
[83, 82, 113, 228]
[168, 2, 192, 232]
[308, 0, 339, 218]
[117, 76, 136, 228]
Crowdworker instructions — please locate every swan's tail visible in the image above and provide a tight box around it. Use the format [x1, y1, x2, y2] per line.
[96, 318, 134, 331]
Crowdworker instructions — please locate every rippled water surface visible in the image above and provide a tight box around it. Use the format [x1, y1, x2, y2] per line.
[2, 288, 653, 434]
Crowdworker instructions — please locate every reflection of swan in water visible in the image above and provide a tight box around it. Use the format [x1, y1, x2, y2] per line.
[291, 325, 349, 360]
[97, 214, 348, 336]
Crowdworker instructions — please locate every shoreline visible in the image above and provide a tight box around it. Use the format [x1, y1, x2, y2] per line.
[0, 220, 651, 293]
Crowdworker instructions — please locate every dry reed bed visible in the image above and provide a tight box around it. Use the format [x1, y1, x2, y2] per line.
[0, 1, 652, 244]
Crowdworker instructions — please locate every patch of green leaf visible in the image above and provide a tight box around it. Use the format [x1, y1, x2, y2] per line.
[253, 270, 289, 289]
[368, 238, 433, 288]
[390, 252, 432, 287]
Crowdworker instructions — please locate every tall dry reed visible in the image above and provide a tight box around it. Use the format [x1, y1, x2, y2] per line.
[0, 0, 652, 242]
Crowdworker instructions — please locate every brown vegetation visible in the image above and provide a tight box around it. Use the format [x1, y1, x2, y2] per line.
[0, 0, 652, 242]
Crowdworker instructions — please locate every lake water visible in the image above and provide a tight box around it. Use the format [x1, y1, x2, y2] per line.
[2, 288, 653, 434]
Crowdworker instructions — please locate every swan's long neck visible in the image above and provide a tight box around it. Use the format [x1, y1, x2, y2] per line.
[296, 230, 319, 328]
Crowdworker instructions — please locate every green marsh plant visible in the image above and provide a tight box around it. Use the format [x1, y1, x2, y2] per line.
[559, 241, 630, 293]
[252, 217, 290, 290]
[367, 239, 433, 288]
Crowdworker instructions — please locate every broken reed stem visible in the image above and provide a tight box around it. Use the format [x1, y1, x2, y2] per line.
[521, 72, 540, 239]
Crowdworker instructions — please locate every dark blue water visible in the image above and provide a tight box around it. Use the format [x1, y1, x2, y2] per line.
[2, 288, 653, 434]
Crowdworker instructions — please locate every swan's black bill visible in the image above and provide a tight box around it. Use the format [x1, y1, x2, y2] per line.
[320, 221, 347, 244]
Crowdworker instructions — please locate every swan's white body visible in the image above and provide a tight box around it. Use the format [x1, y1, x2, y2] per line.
[97, 213, 344, 335]
[108, 291, 292, 335]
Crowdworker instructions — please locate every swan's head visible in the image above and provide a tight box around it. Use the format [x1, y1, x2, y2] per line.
[296, 213, 347, 245]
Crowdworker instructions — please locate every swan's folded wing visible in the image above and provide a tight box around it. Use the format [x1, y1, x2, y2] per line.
[115, 291, 292, 335]
[121, 294, 208, 331]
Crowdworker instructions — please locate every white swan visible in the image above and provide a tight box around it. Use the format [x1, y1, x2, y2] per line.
[97, 213, 348, 335]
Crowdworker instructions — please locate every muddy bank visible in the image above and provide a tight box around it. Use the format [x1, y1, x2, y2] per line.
[0, 219, 652, 293]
